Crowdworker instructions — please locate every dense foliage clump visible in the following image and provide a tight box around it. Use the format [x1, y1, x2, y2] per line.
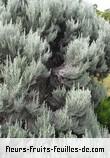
[0, 0, 110, 138]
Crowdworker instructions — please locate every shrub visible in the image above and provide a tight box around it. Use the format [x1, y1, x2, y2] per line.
[0, 0, 110, 138]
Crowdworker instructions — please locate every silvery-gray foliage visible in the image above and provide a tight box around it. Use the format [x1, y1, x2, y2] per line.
[0, 0, 110, 137]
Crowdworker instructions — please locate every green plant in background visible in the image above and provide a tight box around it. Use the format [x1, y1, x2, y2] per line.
[95, 97, 110, 131]
[97, 10, 110, 22]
